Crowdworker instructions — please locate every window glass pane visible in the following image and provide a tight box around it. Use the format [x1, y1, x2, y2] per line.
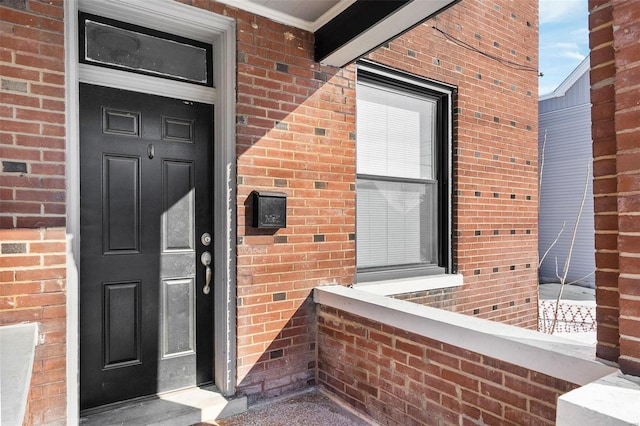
[85, 20, 209, 85]
[357, 83, 436, 180]
[356, 179, 437, 268]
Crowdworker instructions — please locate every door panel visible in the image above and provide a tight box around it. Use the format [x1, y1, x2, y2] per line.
[102, 155, 140, 253]
[162, 160, 195, 251]
[103, 281, 141, 367]
[80, 84, 213, 410]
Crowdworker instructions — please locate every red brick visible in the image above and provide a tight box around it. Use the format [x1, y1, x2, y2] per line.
[619, 233, 640, 252]
[598, 322, 621, 345]
[15, 292, 65, 308]
[595, 251, 619, 269]
[0, 119, 41, 135]
[441, 367, 480, 392]
[16, 108, 65, 124]
[591, 101, 616, 124]
[597, 342, 620, 363]
[15, 134, 65, 149]
[590, 84, 615, 109]
[589, 3, 613, 30]
[480, 381, 527, 410]
[460, 360, 503, 384]
[0, 254, 40, 268]
[0, 307, 42, 325]
[0, 201, 41, 214]
[596, 287, 620, 307]
[595, 215, 618, 231]
[0, 7, 39, 26]
[39, 16, 65, 33]
[15, 53, 64, 72]
[14, 263, 65, 279]
[29, 1, 64, 19]
[619, 316, 640, 340]
[395, 338, 425, 358]
[0, 63, 40, 80]
[589, 27, 613, 52]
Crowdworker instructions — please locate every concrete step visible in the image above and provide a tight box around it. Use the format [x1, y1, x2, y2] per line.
[80, 386, 247, 426]
[0, 323, 38, 426]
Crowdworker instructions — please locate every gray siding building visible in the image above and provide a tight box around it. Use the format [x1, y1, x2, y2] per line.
[539, 57, 595, 288]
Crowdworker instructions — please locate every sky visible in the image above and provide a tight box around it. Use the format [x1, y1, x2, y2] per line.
[538, 0, 590, 95]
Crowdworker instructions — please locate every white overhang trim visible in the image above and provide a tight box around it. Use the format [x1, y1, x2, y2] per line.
[314, 285, 616, 386]
[355, 274, 463, 296]
[319, 0, 457, 67]
[215, 0, 356, 32]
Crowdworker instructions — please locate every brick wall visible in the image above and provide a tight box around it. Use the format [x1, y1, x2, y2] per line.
[233, 10, 355, 400]
[589, 0, 640, 376]
[0, 0, 67, 424]
[612, 0, 640, 377]
[367, 0, 540, 326]
[0, 0, 66, 229]
[0, 0, 542, 419]
[589, 0, 620, 366]
[180, 0, 540, 400]
[0, 229, 67, 425]
[393, 287, 457, 310]
[179, 0, 357, 400]
[317, 304, 578, 425]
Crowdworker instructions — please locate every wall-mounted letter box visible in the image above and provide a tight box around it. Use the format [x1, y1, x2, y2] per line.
[252, 191, 287, 228]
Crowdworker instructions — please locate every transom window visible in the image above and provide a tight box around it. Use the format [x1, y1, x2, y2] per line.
[80, 12, 213, 87]
[356, 62, 452, 282]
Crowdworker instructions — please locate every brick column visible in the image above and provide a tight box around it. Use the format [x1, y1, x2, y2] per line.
[589, 0, 640, 376]
[611, 0, 640, 376]
[0, 0, 68, 423]
[589, 0, 620, 365]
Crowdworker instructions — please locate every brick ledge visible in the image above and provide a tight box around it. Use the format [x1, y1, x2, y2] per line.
[313, 285, 616, 386]
[557, 372, 640, 425]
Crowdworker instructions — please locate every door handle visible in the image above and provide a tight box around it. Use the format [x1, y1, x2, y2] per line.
[201, 251, 212, 295]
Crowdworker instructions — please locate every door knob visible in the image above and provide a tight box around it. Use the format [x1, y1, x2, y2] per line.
[201, 251, 212, 295]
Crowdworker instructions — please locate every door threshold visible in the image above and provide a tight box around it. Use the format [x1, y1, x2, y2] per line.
[79, 386, 247, 425]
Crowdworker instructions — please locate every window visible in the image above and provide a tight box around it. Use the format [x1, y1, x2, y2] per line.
[80, 12, 213, 87]
[356, 61, 453, 282]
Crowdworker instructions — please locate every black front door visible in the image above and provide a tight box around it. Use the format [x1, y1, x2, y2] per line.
[79, 84, 214, 410]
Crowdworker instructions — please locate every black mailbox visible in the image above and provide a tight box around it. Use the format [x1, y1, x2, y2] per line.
[252, 191, 287, 228]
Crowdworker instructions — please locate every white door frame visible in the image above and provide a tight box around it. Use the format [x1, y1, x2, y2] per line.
[64, 0, 237, 421]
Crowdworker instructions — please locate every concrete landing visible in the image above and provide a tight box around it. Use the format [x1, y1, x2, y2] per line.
[79, 386, 247, 426]
[210, 388, 375, 426]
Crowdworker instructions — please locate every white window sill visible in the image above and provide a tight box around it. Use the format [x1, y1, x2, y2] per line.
[354, 273, 463, 296]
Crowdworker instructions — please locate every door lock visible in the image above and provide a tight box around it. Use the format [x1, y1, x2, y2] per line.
[201, 232, 212, 246]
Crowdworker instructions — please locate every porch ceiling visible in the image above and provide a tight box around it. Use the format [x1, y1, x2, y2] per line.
[217, 0, 459, 67]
